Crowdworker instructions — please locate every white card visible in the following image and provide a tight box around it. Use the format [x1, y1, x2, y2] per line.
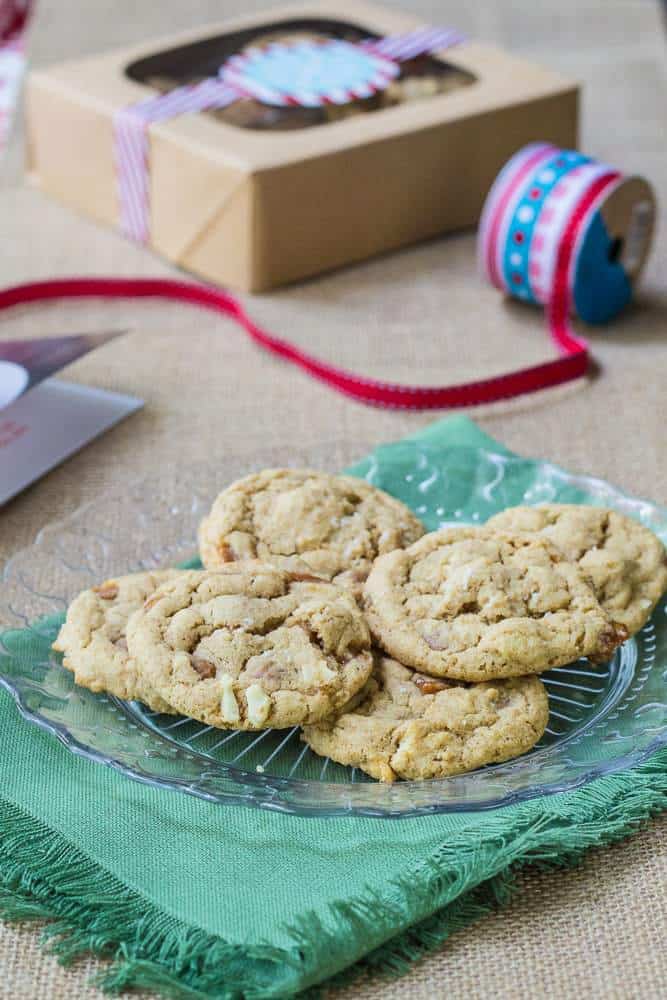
[0, 379, 143, 505]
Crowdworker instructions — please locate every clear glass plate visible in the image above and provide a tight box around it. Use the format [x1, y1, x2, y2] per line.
[1, 441, 665, 818]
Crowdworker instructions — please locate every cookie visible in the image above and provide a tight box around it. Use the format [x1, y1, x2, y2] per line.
[303, 656, 549, 782]
[363, 527, 624, 681]
[126, 563, 373, 730]
[198, 469, 424, 596]
[52, 571, 180, 713]
[486, 505, 667, 636]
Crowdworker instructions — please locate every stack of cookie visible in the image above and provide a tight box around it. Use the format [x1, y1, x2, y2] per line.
[53, 471, 667, 783]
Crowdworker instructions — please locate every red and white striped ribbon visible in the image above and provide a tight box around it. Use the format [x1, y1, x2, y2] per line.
[366, 26, 466, 61]
[114, 26, 465, 243]
[0, 0, 32, 158]
[114, 79, 237, 243]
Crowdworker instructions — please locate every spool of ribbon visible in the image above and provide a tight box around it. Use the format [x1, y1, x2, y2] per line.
[476, 142, 655, 397]
[0, 145, 655, 410]
[114, 26, 466, 243]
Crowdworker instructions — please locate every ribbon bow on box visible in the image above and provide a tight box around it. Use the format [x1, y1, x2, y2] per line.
[114, 26, 466, 243]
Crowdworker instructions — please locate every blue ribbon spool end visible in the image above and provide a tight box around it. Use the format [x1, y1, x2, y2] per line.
[573, 176, 655, 326]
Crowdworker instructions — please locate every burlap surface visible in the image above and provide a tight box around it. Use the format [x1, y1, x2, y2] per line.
[1, 0, 666, 996]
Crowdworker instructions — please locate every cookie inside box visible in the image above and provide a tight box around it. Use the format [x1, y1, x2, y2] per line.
[125, 16, 476, 131]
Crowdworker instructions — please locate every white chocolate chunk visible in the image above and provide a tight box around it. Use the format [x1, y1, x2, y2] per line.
[245, 683, 271, 727]
[301, 655, 337, 686]
[220, 674, 240, 724]
[173, 650, 194, 682]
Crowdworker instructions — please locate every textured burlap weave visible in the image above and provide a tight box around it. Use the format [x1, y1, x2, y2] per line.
[1, 0, 666, 996]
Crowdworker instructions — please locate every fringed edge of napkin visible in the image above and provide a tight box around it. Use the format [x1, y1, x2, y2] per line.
[0, 748, 665, 999]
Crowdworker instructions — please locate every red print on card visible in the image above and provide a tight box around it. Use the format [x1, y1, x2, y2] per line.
[0, 419, 28, 448]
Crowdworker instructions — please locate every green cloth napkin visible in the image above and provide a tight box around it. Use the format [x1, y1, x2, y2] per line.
[0, 416, 665, 999]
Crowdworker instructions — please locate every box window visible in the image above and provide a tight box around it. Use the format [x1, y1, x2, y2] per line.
[126, 17, 476, 131]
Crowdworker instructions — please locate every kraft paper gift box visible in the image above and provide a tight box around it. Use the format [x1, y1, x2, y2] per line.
[26, 1, 579, 292]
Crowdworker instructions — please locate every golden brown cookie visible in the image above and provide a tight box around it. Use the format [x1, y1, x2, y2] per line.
[52, 571, 180, 713]
[363, 527, 624, 681]
[126, 563, 373, 730]
[198, 469, 424, 596]
[303, 656, 549, 782]
[486, 504, 667, 636]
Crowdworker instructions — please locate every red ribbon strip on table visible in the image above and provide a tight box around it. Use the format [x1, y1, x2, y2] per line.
[0, 162, 616, 412]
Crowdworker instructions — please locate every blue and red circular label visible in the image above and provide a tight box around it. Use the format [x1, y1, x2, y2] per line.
[223, 39, 399, 107]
